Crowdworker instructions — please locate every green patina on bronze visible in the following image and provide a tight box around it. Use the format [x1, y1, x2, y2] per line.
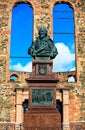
[32, 89, 54, 106]
[28, 27, 58, 60]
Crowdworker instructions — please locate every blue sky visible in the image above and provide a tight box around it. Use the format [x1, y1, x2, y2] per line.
[10, 3, 75, 72]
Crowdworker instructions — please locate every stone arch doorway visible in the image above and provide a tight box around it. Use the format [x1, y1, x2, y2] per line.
[23, 99, 28, 113]
[56, 99, 63, 123]
[56, 88, 70, 130]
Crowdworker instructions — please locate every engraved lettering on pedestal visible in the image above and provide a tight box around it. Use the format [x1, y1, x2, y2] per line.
[32, 89, 54, 106]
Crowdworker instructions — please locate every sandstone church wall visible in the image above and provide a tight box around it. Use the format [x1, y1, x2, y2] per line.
[0, 0, 85, 129]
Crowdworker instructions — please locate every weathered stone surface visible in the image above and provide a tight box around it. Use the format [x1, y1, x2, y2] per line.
[0, 0, 85, 129]
[0, 123, 15, 130]
[70, 122, 85, 130]
[0, 84, 15, 122]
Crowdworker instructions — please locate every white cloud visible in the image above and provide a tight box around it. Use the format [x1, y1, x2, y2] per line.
[10, 61, 32, 72]
[69, 67, 75, 71]
[53, 42, 75, 72]
[68, 76, 75, 82]
[10, 42, 75, 72]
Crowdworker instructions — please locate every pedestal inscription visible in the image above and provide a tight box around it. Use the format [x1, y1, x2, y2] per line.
[32, 89, 54, 106]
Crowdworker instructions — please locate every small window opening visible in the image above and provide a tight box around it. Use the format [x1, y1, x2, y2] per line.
[10, 74, 18, 82]
[68, 75, 75, 82]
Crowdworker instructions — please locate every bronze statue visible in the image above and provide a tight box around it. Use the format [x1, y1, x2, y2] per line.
[28, 27, 58, 60]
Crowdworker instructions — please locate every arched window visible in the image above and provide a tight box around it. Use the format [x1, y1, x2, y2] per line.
[53, 3, 76, 72]
[10, 74, 18, 82]
[10, 3, 33, 72]
[68, 75, 75, 82]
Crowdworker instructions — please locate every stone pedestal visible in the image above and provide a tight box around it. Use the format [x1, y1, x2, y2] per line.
[24, 113, 61, 130]
[24, 60, 61, 130]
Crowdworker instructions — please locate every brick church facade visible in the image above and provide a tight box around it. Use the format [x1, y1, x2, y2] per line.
[0, 0, 85, 130]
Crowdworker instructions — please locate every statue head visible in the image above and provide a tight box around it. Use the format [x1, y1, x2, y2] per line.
[38, 27, 47, 39]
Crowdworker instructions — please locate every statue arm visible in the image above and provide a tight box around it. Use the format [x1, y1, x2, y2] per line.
[50, 41, 58, 59]
[36, 43, 46, 53]
[28, 41, 36, 57]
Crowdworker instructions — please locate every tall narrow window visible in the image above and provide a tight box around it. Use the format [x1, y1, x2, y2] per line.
[53, 3, 75, 72]
[10, 3, 33, 72]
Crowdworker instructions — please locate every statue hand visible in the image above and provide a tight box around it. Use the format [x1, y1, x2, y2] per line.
[50, 53, 54, 59]
[32, 50, 37, 57]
